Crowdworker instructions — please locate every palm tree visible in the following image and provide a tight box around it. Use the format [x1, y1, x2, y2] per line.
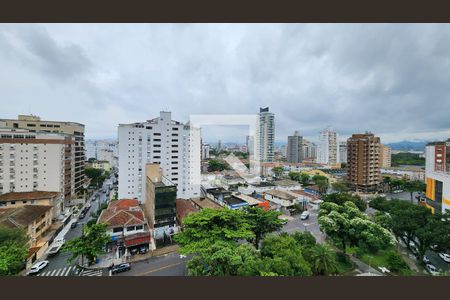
[310, 244, 339, 275]
[383, 176, 391, 193]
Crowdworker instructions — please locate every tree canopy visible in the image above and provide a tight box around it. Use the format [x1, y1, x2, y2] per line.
[318, 201, 394, 253]
[0, 226, 28, 276]
[62, 223, 110, 265]
[323, 192, 367, 212]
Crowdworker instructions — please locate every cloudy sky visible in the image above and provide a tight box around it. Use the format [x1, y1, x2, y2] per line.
[1, 23, 450, 144]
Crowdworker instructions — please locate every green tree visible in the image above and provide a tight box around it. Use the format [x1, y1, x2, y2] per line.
[383, 176, 392, 192]
[324, 192, 367, 212]
[313, 175, 329, 194]
[260, 234, 312, 276]
[0, 226, 28, 276]
[244, 206, 283, 249]
[187, 241, 261, 276]
[319, 201, 394, 253]
[402, 180, 426, 203]
[272, 166, 284, 178]
[331, 181, 350, 193]
[174, 208, 254, 254]
[62, 223, 110, 266]
[310, 244, 339, 275]
[207, 159, 231, 172]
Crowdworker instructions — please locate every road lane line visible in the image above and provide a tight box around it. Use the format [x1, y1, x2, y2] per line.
[135, 261, 186, 276]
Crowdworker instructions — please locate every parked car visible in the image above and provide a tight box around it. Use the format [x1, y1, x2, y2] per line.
[423, 255, 431, 264]
[130, 248, 139, 255]
[27, 260, 49, 275]
[139, 245, 148, 254]
[438, 252, 450, 263]
[300, 211, 310, 220]
[280, 218, 288, 225]
[79, 213, 85, 220]
[111, 263, 131, 274]
[425, 264, 439, 276]
[70, 222, 78, 229]
[47, 244, 62, 257]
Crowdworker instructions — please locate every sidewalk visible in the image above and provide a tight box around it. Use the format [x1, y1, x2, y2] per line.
[128, 244, 180, 263]
[349, 255, 384, 276]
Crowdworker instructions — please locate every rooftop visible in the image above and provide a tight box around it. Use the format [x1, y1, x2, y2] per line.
[232, 193, 262, 206]
[265, 189, 298, 201]
[0, 191, 60, 202]
[97, 199, 147, 228]
[191, 197, 223, 210]
[273, 179, 301, 187]
[176, 199, 199, 222]
[0, 205, 52, 228]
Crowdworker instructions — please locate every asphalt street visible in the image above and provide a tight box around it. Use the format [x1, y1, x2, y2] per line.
[114, 252, 189, 276]
[280, 209, 325, 243]
[44, 185, 110, 272]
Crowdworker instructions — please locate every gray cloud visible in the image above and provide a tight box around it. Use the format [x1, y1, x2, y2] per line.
[0, 24, 450, 144]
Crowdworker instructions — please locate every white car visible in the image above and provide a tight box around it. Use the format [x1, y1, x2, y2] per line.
[438, 252, 450, 263]
[300, 211, 310, 220]
[422, 256, 431, 264]
[27, 260, 49, 275]
[425, 264, 439, 276]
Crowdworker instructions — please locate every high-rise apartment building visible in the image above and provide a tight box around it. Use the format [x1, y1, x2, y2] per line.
[286, 131, 303, 163]
[339, 141, 347, 164]
[256, 107, 275, 162]
[316, 127, 339, 165]
[302, 139, 317, 160]
[379, 144, 392, 168]
[347, 132, 381, 192]
[0, 128, 74, 214]
[201, 143, 210, 160]
[118, 111, 200, 201]
[0, 115, 85, 196]
[424, 140, 450, 214]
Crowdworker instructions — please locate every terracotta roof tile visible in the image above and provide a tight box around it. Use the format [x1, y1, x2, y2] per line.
[0, 191, 60, 202]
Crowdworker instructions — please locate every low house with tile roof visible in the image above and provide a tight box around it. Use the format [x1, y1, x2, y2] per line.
[0, 205, 54, 267]
[0, 191, 63, 219]
[97, 199, 153, 255]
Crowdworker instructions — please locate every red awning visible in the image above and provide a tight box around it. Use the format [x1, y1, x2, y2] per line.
[124, 235, 151, 247]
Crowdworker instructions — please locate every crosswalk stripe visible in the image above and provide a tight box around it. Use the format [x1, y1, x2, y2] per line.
[54, 268, 63, 276]
[49, 269, 57, 276]
[64, 266, 73, 276]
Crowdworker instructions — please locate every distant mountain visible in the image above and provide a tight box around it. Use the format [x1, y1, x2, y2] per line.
[386, 140, 429, 151]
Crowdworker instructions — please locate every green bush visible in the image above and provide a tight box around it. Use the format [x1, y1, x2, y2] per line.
[386, 251, 409, 273]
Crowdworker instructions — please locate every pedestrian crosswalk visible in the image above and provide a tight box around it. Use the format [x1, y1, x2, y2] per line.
[36, 265, 104, 276]
[37, 265, 77, 276]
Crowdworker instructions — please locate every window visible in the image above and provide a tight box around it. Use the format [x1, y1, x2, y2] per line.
[113, 227, 123, 233]
[135, 225, 143, 230]
[154, 133, 161, 136]
[154, 139, 161, 142]
[11, 201, 15, 205]
[126, 226, 135, 231]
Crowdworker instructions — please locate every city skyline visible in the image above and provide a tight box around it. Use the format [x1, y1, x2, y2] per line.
[2, 24, 450, 143]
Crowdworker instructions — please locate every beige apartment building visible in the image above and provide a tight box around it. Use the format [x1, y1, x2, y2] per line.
[380, 144, 392, 168]
[0, 115, 85, 196]
[0, 128, 75, 214]
[347, 132, 381, 192]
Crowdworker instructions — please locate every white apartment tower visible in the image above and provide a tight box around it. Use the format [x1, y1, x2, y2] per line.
[118, 112, 200, 201]
[256, 107, 275, 162]
[317, 126, 339, 165]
